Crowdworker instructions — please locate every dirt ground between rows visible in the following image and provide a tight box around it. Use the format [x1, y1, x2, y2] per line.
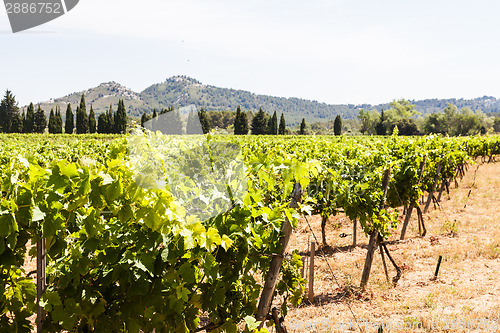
[281, 160, 500, 332]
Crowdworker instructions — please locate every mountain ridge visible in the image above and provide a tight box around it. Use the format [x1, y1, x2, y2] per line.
[31, 75, 500, 126]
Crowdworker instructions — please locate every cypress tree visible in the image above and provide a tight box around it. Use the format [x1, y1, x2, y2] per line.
[278, 113, 286, 135]
[299, 118, 306, 135]
[240, 111, 249, 135]
[89, 105, 97, 134]
[234, 106, 241, 135]
[55, 106, 63, 133]
[141, 112, 149, 128]
[11, 112, 23, 133]
[0, 90, 21, 133]
[21, 110, 26, 132]
[97, 113, 106, 134]
[76, 94, 88, 134]
[114, 99, 127, 134]
[65, 104, 74, 134]
[48, 109, 56, 134]
[198, 108, 210, 134]
[266, 117, 273, 135]
[268, 110, 278, 135]
[33, 104, 47, 133]
[24, 103, 35, 133]
[251, 108, 268, 135]
[334, 115, 342, 136]
[107, 104, 114, 133]
[375, 109, 386, 135]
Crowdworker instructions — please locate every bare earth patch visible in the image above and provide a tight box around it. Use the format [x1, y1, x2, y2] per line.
[283, 161, 500, 332]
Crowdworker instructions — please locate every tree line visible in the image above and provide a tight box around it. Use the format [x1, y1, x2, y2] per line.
[0, 90, 128, 134]
[358, 99, 499, 136]
[140, 106, 289, 135]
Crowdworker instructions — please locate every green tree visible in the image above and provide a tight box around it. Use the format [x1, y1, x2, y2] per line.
[423, 113, 446, 134]
[54, 106, 63, 133]
[76, 94, 88, 134]
[278, 113, 286, 135]
[24, 102, 35, 133]
[494, 117, 500, 133]
[334, 115, 342, 136]
[267, 111, 278, 135]
[48, 109, 56, 134]
[234, 106, 242, 134]
[251, 108, 268, 135]
[392, 119, 419, 136]
[88, 105, 97, 134]
[65, 104, 74, 134]
[239, 111, 249, 135]
[0, 89, 21, 133]
[198, 108, 210, 134]
[33, 104, 47, 133]
[114, 99, 128, 134]
[107, 104, 115, 133]
[375, 110, 386, 135]
[234, 106, 241, 133]
[299, 118, 306, 135]
[453, 108, 481, 136]
[141, 112, 149, 128]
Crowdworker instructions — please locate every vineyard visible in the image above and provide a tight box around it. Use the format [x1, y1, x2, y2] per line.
[0, 132, 499, 333]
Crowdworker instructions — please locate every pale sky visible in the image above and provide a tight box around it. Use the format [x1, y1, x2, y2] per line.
[1, 0, 500, 106]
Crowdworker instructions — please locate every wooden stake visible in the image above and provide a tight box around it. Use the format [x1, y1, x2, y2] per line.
[257, 183, 302, 322]
[417, 206, 426, 237]
[308, 241, 315, 303]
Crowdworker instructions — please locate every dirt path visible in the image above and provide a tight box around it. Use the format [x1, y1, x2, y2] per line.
[284, 161, 500, 332]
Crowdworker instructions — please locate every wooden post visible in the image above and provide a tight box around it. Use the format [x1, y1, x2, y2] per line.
[256, 183, 302, 322]
[308, 241, 315, 303]
[417, 207, 426, 237]
[424, 162, 442, 214]
[36, 236, 46, 333]
[352, 218, 357, 247]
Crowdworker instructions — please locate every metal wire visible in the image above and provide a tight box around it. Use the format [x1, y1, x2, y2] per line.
[303, 214, 363, 333]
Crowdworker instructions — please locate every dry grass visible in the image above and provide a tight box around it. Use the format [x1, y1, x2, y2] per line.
[281, 160, 500, 332]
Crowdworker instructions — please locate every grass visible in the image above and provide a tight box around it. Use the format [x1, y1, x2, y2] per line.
[282, 160, 500, 333]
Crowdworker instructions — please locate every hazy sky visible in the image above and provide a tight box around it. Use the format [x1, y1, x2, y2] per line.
[1, 0, 500, 106]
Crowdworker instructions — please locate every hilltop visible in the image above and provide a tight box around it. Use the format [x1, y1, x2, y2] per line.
[30, 76, 500, 126]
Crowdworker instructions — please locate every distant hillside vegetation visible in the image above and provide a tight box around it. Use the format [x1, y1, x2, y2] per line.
[29, 75, 500, 126]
